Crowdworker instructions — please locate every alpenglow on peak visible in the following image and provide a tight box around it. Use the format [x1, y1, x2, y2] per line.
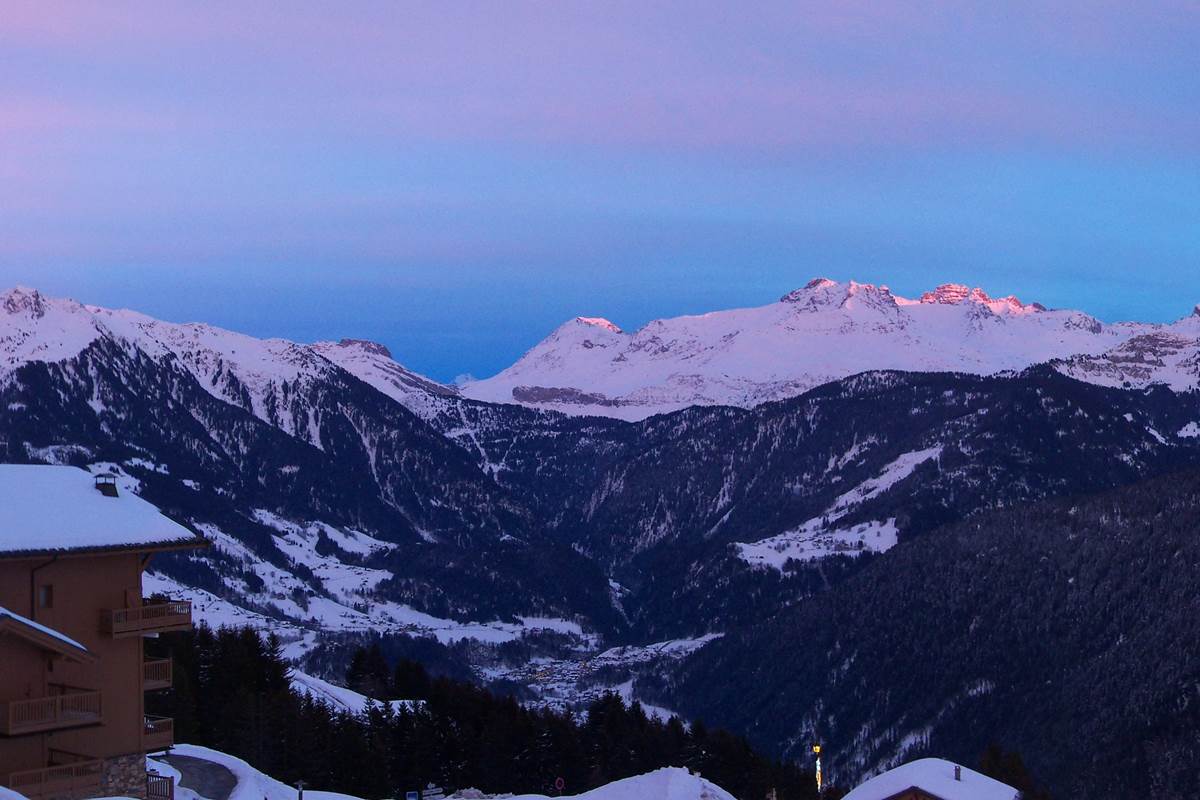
[461, 278, 1197, 419]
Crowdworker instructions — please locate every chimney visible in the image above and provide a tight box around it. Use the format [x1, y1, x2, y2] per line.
[95, 473, 119, 498]
[954, 765, 962, 782]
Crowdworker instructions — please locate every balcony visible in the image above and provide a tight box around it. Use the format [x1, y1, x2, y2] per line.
[143, 658, 173, 691]
[147, 771, 175, 800]
[5, 759, 103, 798]
[143, 715, 174, 751]
[0, 691, 103, 735]
[102, 600, 192, 638]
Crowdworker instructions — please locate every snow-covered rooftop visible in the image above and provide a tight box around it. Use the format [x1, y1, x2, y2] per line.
[511, 767, 734, 800]
[0, 604, 90, 655]
[0, 465, 200, 556]
[843, 758, 1018, 800]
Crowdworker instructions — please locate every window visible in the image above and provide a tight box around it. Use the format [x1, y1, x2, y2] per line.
[38, 584, 53, 609]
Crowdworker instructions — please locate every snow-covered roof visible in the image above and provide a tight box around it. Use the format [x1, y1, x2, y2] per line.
[0, 605, 92, 660]
[509, 767, 735, 800]
[843, 758, 1018, 800]
[0, 465, 200, 556]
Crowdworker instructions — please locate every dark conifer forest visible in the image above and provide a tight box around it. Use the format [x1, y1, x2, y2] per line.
[147, 627, 819, 799]
[665, 467, 1200, 800]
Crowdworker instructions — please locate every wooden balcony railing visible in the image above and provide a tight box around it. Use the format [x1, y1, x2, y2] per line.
[147, 772, 175, 800]
[144, 657, 173, 691]
[5, 759, 103, 798]
[143, 715, 174, 751]
[102, 600, 192, 638]
[0, 691, 103, 735]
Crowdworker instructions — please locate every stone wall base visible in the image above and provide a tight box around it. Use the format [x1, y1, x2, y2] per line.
[101, 753, 147, 800]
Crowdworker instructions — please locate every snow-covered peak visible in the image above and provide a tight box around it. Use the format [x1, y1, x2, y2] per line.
[2, 285, 50, 317]
[312, 337, 458, 421]
[778, 279, 902, 321]
[917, 283, 1042, 315]
[0, 286, 107, 374]
[324, 338, 394, 358]
[918, 283, 976, 305]
[779, 276, 840, 302]
[575, 316, 623, 334]
[0, 287, 453, 432]
[83, 308, 341, 441]
[463, 280, 1178, 419]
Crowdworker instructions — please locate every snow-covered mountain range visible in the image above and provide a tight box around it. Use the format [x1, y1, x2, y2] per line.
[0, 286, 461, 434]
[463, 278, 1200, 419]
[6, 282, 1198, 427]
[3, 283, 1200, 793]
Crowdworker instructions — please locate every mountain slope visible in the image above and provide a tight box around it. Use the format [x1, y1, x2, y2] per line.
[469, 367, 1200, 639]
[6, 285, 1200, 646]
[6, 282, 1200, 794]
[0, 288, 619, 640]
[662, 467, 1200, 800]
[461, 278, 1199, 420]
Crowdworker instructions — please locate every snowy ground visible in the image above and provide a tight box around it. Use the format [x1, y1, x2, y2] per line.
[738, 518, 898, 569]
[149, 745, 362, 800]
[736, 446, 940, 571]
[142, 497, 713, 724]
[290, 669, 419, 714]
[145, 557, 693, 721]
[146, 524, 592, 652]
[502, 768, 734, 800]
[143, 744, 738, 800]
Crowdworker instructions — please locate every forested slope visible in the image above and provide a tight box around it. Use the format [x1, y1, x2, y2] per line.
[664, 468, 1200, 799]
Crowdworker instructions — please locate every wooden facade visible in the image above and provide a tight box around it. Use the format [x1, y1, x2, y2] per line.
[0, 533, 202, 798]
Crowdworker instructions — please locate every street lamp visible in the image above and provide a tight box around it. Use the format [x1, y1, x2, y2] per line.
[812, 745, 822, 794]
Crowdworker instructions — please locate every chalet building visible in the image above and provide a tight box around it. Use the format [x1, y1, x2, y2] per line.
[843, 758, 1019, 800]
[0, 465, 204, 800]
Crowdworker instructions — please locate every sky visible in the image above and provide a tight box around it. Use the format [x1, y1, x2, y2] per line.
[1, 2, 1197, 381]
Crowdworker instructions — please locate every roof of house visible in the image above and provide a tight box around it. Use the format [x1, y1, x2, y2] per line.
[0, 464, 202, 557]
[0, 605, 95, 661]
[843, 758, 1019, 800]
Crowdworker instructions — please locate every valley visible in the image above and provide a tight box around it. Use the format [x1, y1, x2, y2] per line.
[2, 284, 1199, 797]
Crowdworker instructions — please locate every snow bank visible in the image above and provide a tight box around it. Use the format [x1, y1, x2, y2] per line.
[506, 767, 734, 800]
[156, 747, 735, 800]
[166, 745, 363, 800]
[290, 670, 417, 715]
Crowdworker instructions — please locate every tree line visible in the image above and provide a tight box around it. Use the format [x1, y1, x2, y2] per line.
[148, 626, 821, 799]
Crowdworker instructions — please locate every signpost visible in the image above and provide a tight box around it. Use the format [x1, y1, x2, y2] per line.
[555, 777, 565, 795]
